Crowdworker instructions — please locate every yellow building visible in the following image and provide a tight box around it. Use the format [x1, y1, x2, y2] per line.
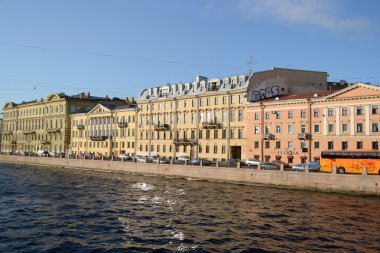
[1, 92, 126, 154]
[136, 75, 249, 161]
[70, 98, 137, 157]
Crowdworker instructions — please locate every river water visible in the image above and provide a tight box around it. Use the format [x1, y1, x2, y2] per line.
[0, 163, 379, 253]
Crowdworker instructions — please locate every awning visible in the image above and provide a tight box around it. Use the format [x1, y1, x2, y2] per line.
[314, 156, 320, 160]
[264, 155, 271, 158]
[300, 156, 307, 159]
[275, 155, 281, 159]
[254, 155, 260, 158]
[287, 155, 294, 159]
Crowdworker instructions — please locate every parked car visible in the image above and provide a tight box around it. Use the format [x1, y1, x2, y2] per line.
[189, 158, 212, 166]
[119, 153, 132, 160]
[37, 150, 49, 157]
[135, 156, 146, 163]
[226, 158, 244, 167]
[292, 162, 321, 172]
[246, 158, 262, 166]
[177, 156, 190, 162]
[261, 162, 280, 170]
[271, 160, 292, 169]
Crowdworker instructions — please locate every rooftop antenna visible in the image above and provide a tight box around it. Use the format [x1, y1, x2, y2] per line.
[247, 56, 253, 75]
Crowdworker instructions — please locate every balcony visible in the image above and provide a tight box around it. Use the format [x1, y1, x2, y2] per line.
[154, 123, 170, 131]
[90, 135, 108, 141]
[22, 130, 36, 135]
[118, 122, 128, 128]
[2, 130, 13, 135]
[262, 133, 274, 140]
[76, 124, 85, 130]
[173, 138, 198, 146]
[41, 140, 51, 145]
[297, 133, 310, 140]
[45, 128, 61, 133]
[11, 141, 16, 145]
[202, 121, 221, 129]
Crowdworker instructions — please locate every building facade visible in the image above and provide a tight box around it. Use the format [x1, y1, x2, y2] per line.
[246, 83, 380, 165]
[136, 75, 249, 161]
[70, 99, 137, 157]
[1, 92, 126, 154]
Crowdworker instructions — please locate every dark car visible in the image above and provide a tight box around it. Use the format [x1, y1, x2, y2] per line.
[189, 158, 212, 166]
[227, 158, 244, 167]
[271, 160, 292, 169]
[261, 162, 280, 170]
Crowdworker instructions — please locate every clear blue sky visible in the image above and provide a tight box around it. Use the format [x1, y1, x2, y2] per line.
[0, 0, 379, 112]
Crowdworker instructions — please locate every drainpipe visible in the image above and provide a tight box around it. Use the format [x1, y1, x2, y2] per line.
[260, 102, 265, 161]
[307, 98, 312, 162]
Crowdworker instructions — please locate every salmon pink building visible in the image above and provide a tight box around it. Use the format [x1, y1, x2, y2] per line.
[246, 83, 380, 165]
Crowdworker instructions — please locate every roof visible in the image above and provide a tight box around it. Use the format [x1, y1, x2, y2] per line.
[137, 74, 249, 102]
[258, 90, 333, 102]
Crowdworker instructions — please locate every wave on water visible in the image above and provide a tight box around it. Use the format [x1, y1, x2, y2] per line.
[132, 182, 154, 191]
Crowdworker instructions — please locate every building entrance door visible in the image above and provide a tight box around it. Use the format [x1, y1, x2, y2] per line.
[230, 146, 241, 159]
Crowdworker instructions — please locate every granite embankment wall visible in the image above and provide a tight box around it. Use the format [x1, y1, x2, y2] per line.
[0, 155, 379, 196]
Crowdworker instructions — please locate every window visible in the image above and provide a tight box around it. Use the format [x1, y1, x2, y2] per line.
[222, 111, 227, 122]
[214, 130, 218, 139]
[314, 124, 320, 133]
[328, 108, 334, 117]
[275, 125, 281, 134]
[254, 126, 260, 134]
[265, 141, 270, 149]
[342, 141, 348, 150]
[301, 110, 306, 118]
[206, 130, 210, 139]
[357, 123, 363, 133]
[222, 145, 226, 154]
[205, 145, 209, 153]
[198, 145, 202, 153]
[199, 130, 203, 139]
[357, 106, 363, 115]
[254, 141, 259, 149]
[287, 124, 294, 134]
[238, 110, 243, 121]
[265, 112, 270, 119]
[276, 112, 281, 119]
[314, 141, 320, 149]
[342, 107, 348, 116]
[342, 123, 348, 133]
[300, 124, 306, 133]
[288, 111, 293, 119]
[372, 122, 379, 132]
[254, 113, 259, 120]
[372, 141, 379, 150]
[230, 129, 235, 139]
[231, 96, 236, 104]
[372, 105, 379, 114]
[206, 98, 211, 106]
[214, 97, 218, 105]
[230, 110, 235, 122]
[275, 140, 281, 149]
[314, 109, 319, 117]
[264, 125, 270, 134]
[214, 145, 218, 154]
[328, 141, 334, 150]
[222, 129, 226, 138]
[288, 140, 293, 149]
[222, 96, 227, 104]
[238, 129, 243, 139]
[192, 100, 196, 107]
[239, 95, 244, 104]
[357, 141, 363, 149]
[328, 124, 334, 133]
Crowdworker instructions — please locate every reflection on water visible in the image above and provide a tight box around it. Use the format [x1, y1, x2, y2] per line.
[0, 163, 379, 252]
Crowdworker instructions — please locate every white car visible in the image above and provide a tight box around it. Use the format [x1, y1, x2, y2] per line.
[135, 156, 146, 163]
[177, 156, 190, 162]
[246, 158, 262, 166]
[119, 153, 131, 159]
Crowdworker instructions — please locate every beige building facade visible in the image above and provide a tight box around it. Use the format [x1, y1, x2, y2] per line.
[70, 100, 137, 157]
[1, 92, 126, 154]
[246, 83, 380, 165]
[136, 75, 249, 161]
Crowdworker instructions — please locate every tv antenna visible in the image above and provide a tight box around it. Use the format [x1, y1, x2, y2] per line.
[247, 57, 254, 75]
